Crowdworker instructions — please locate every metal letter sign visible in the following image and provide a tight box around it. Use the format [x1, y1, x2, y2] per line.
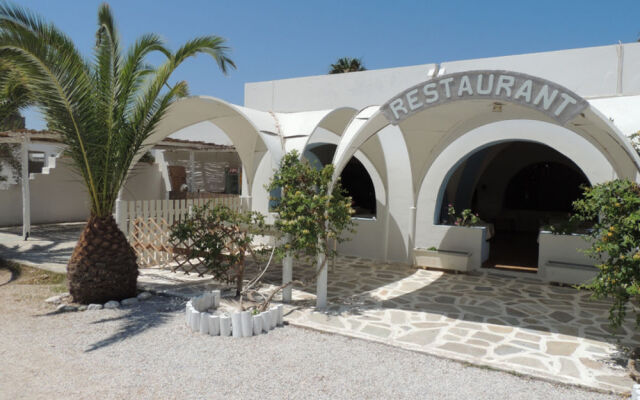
[381, 70, 589, 126]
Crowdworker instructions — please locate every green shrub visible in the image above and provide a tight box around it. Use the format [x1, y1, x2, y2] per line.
[169, 203, 265, 295]
[447, 204, 480, 227]
[572, 179, 640, 328]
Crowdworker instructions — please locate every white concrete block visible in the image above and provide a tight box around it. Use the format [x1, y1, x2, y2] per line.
[252, 314, 263, 335]
[276, 304, 284, 326]
[207, 314, 220, 336]
[190, 310, 201, 332]
[199, 312, 210, 334]
[220, 315, 231, 336]
[211, 290, 221, 308]
[185, 304, 192, 325]
[269, 308, 278, 329]
[192, 293, 214, 312]
[231, 312, 242, 338]
[240, 311, 253, 337]
[260, 311, 272, 332]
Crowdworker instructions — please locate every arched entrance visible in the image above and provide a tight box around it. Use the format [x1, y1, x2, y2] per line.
[331, 70, 640, 271]
[438, 141, 590, 271]
[304, 143, 377, 218]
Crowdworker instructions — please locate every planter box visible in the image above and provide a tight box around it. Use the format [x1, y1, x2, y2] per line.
[538, 231, 598, 285]
[413, 248, 471, 272]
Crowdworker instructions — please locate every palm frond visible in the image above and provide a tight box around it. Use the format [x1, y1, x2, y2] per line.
[0, 1, 235, 217]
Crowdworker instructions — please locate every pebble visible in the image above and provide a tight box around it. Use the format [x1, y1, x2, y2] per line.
[104, 300, 120, 309]
[78, 305, 87, 311]
[137, 292, 153, 301]
[45, 294, 68, 304]
[87, 304, 103, 311]
[121, 297, 139, 306]
[55, 304, 77, 313]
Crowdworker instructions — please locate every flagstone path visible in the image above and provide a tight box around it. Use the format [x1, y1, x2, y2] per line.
[250, 256, 638, 394]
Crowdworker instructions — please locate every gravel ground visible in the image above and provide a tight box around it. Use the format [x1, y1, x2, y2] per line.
[0, 278, 623, 400]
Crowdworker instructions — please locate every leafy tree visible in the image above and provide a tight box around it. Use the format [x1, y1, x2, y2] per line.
[572, 179, 640, 329]
[329, 57, 366, 74]
[0, 2, 235, 303]
[267, 151, 355, 276]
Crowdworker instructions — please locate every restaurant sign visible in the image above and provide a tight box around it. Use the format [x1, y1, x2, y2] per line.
[381, 70, 588, 125]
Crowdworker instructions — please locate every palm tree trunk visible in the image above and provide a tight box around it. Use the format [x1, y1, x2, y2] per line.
[67, 215, 138, 304]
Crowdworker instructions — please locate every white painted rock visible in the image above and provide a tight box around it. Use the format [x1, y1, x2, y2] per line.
[55, 304, 77, 313]
[191, 293, 214, 312]
[87, 304, 103, 311]
[104, 300, 120, 309]
[137, 292, 153, 300]
[45, 294, 66, 304]
[121, 297, 138, 306]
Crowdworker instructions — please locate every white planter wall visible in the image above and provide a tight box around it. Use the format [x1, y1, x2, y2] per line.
[537, 231, 598, 285]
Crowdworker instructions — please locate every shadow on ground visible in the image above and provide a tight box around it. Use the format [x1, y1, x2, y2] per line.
[84, 296, 186, 353]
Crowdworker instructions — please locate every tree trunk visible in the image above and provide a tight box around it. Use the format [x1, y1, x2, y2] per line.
[67, 215, 138, 304]
[235, 254, 245, 297]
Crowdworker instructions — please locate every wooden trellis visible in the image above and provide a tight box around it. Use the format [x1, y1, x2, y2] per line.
[120, 196, 243, 268]
[130, 217, 173, 268]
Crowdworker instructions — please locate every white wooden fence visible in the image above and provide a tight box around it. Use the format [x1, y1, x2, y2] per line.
[115, 196, 243, 267]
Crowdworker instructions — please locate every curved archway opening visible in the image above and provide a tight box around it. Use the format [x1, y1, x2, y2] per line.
[304, 143, 377, 218]
[438, 141, 590, 271]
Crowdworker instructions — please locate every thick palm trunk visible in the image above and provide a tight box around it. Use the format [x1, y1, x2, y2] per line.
[67, 215, 138, 304]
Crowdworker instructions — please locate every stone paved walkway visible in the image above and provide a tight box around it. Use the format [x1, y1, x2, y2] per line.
[0, 223, 82, 274]
[248, 256, 637, 395]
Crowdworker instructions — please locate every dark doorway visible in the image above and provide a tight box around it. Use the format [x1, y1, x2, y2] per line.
[304, 143, 377, 218]
[439, 142, 589, 271]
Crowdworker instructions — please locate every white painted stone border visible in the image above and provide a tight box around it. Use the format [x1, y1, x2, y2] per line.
[185, 291, 284, 337]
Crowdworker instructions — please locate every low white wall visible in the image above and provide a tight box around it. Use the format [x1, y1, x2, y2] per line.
[415, 225, 487, 270]
[337, 217, 385, 260]
[0, 159, 168, 227]
[121, 163, 167, 201]
[0, 158, 90, 226]
[538, 231, 594, 266]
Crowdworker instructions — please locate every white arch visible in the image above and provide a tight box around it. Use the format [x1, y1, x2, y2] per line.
[140, 96, 277, 196]
[418, 119, 615, 224]
[412, 120, 617, 269]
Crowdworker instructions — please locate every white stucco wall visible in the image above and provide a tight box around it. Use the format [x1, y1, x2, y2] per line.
[0, 158, 167, 227]
[0, 158, 90, 226]
[245, 43, 640, 113]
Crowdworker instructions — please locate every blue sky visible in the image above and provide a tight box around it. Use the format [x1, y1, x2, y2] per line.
[17, 0, 640, 129]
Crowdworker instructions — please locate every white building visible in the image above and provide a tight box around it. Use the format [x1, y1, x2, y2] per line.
[5, 43, 640, 297]
[145, 43, 640, 291]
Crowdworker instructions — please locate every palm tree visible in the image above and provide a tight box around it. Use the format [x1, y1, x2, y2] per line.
[328, 57, 366, 74]
[0, 2, 235, 303]
[0, 59, 31, 130]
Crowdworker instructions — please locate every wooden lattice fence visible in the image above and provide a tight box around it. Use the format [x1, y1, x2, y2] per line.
[116, 196, 243, 268]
